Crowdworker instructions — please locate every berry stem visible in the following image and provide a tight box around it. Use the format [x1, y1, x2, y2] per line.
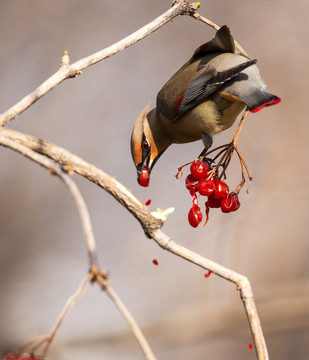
[201, 143, 230, 157]
[175, 160, 194, 179]
[233, 108, 249, 147]
[218, 145, 234, 180]
[234, 146, 253, 193]
[37, 274, 90, 358]
[14, 335, 51, 355]
[210, 143, 232, 163]
[200, 108, 252, 192]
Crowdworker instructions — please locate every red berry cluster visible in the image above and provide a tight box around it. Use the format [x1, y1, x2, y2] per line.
[186, 160, 240, 228]
[3, 353, 41, 360]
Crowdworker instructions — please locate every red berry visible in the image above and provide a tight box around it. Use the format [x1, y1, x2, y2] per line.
[204, 271, 212, 278]
[206, 193, 222, 208]
[213, 179, 229, 199]
[221, 194, 235, 213]
[145, 199, 151, 206]
[19, 355, 31, 360]
[4, 354, 35, 360]
[248, 343, 253, 350]
[138, 166, 150, 187]
[191, 193, 199, 207]
[204, 201, 210, 225]
[232, 193, 241, 210]
[3, 353, 17, 360]
[185, 174, 197, 195]
[221, 193, 241, 213]
[190, 160, 209, 179]
[196, 178, 215, 196]
[152, 259, 158, 266]
[188, 206, 203, 228]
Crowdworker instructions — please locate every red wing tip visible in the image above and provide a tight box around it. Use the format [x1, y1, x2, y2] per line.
[173, 93, 185, 113]
[250, 96, 281, 113]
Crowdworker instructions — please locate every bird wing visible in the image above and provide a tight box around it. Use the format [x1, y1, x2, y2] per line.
[157, 25, 256, 122]
[172, 59, 257, 121]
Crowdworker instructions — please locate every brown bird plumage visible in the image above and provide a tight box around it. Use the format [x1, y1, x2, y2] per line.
[131, 25, 280, 186]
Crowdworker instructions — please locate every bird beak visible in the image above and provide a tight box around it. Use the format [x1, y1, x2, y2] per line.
[137, 155, 151, 187]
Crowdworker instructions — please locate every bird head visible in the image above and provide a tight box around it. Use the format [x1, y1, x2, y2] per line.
[130, 107, 171, 187]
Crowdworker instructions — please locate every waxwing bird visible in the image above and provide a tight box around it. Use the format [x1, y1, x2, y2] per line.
[131, 25, 280, 187]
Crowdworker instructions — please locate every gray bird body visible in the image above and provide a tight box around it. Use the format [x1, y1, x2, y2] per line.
[131, 25, 280, 185]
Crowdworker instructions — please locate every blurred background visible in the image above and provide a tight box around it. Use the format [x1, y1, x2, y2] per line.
[0, 0, 308, 359]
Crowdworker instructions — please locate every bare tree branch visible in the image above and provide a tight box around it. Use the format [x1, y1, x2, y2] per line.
[0, 128, 165, 238]
[45, 275, 90, 355]
[0, 2, 271, 359]
[0, 0, 196, 127]
[0, 136, 158, 359]
[190, 11, 252, 59]
[13, 275, 90, 357]
[0, 127, 268, 360]
[151, 229, 268, 359]
[0, 135, 97, 266]
[93, 268, 158, 360]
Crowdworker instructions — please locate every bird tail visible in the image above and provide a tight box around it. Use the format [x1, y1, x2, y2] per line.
[246, 88, 281, 112]
[221, 88, 281, 112]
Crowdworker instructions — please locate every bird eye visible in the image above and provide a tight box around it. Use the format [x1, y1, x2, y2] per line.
[142, 140, 149, 150]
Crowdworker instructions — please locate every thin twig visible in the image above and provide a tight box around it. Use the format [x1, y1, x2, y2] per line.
[105, 286, 157, 360]
[190, 12, 252, 59]
[235, 146, 253, 193]
[0, 134, 156, 358]
[209, 144, 231, 163]
[0, 127, 164, 238]
[93, 268, 157, 360]
[218, 147, 234, 180]
[14, 335, 50, 355]
[0, 136, 97, 265]
[0, 4, 268, 358]
[212, 144, 233, 175]
[233, 109, 249, 146]
[150, 229, 268, 360]
[61, 173, 97, 265]
[0, 0, 195, 127]
[233, 147, 247, 193]
[0, 128, 268, 360]
[14, 275, 90, 356]
[45, 275, 90, 355]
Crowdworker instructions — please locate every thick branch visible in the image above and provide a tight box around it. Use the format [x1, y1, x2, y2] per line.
[0, 135, 97, 266]
[0, 127, 164, 238]
[0, 0, 194, 127]
[0, 135, 158, 358]
[0, 3, 269, 357]
[0, 127, 268, 359]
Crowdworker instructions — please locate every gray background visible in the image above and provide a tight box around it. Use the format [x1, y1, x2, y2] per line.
[0, 1, 308, 359]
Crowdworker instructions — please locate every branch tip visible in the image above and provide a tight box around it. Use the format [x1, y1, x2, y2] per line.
[60, 50, 70, 68]
[171, 0, 199, 15]
[190, 2, 201, 11]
